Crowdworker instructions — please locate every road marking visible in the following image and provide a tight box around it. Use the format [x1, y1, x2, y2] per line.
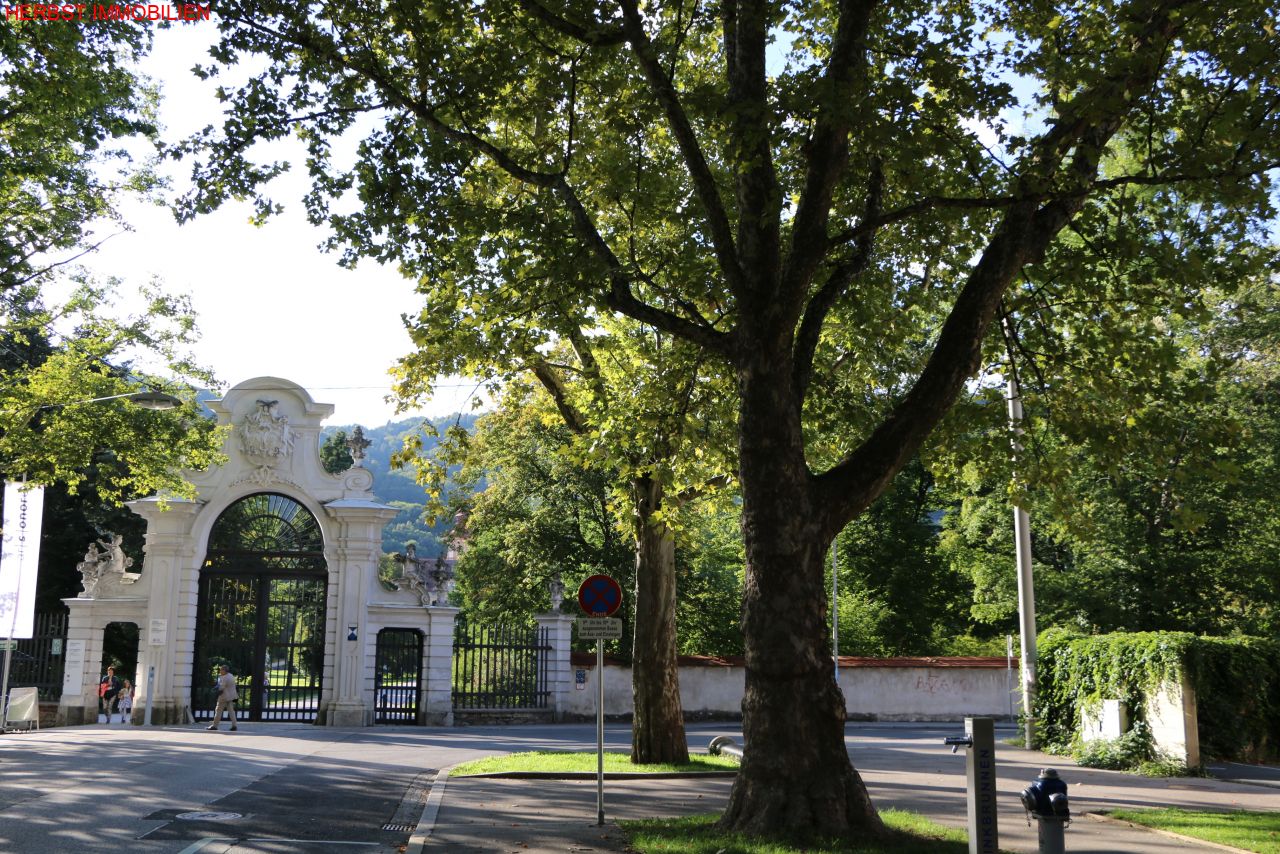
[177, 838, 232, 854]
[176, 839, 380, 852]
[406, 767, 452, 853]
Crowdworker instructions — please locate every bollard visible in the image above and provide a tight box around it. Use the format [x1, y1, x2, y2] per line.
[1019, 768, 1070, 854]
[944, 716, 998, 854]
[708, 735, 743, 761]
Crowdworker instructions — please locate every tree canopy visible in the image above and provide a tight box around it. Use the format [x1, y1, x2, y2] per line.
[1, 16, 159, 291]
[182, 0, 1280, 839]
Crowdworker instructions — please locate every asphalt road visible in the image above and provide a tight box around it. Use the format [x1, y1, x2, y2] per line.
[2, 721, 1277, 853]
[0, 722, 619, 853]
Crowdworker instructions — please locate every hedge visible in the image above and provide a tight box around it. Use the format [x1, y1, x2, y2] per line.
[1036, 630, 1280, 762]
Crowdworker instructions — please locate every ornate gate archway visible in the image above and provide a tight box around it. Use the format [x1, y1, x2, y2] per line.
[193, 492, 327, 722]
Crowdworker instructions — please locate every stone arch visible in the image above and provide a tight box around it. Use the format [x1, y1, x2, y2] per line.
[193, 492, 329, 722]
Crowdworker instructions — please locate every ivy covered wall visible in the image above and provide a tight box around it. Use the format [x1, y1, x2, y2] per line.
[1037, 630, 1280, 763]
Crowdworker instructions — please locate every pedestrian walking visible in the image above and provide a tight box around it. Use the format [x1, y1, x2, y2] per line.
[98, 666, 121, 720]
[207, 664, 239, 731]
[117, 679, 133, 723]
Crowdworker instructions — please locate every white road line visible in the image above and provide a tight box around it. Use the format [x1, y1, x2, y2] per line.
[176, 838, 233, 854]
[176, 839, 381, 852]
[406, 767, 452, 853]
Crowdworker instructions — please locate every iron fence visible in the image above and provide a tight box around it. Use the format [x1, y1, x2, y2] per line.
[8, 611, 68, 701]
[452, 620, 550, 710]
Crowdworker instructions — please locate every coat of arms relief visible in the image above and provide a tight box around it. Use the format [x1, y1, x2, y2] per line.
[237, 399, 295, 484]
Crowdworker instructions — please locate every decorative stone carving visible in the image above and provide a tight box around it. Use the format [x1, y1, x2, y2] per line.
[76, 534, 137, 598]
[548, 573, 565, 611]
[391, 543, 455, 607]
[342, 467, 374, 492]
[237, 399, 294, 474]
[345, 426, 371, 468]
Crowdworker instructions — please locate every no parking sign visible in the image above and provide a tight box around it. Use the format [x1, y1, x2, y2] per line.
[577, 574, 622, 617]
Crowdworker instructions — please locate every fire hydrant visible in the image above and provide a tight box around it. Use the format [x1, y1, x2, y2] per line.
[1019, 767, 1070, 854]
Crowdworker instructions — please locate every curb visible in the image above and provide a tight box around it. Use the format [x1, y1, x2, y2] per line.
[1083, 811, 1257, 853]
[406, 765, 454, 854]
[456, 770, 738, 780]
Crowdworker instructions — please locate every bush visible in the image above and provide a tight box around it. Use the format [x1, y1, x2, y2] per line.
[1036, 631, 1280, 763]
[1072, 723, 1154, 770]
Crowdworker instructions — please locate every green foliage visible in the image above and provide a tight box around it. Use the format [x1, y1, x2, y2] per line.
[444, 392, 634, 632]
[1036, 630, 1188, 753]
[0, 281, 225, 504]
[0, 14, 159, 290]
[673, 498, 745, 657]
[1070, 722, 1155, 771]
[320, 416, 478, 554]
[1183, 637, 1280, 764]
[1037, 631, 1280, 762]
[835, 460, 971, 656]
[319, 429, 353, 474]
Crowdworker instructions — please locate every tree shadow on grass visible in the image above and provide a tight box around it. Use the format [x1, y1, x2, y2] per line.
[622, 810, 976, 853]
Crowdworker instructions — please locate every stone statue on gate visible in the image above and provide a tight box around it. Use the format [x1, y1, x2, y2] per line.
[76, 534, 137, 598]
[390, 543, 456, 607]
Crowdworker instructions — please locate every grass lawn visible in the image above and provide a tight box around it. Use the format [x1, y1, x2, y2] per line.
[449, 750, 739, 776]
[622, 810, 971, 853]
[1108, 808, 1280, 853]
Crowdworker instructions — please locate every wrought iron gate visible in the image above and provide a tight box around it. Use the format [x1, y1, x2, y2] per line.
[192, 493, 328, 723]
[452, 620, 551, 710]
[374, 628, 423, 724]
[9, 611, 68, 700]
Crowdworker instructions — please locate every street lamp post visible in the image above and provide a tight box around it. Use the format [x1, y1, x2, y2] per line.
[1007, 375, 1037, 750]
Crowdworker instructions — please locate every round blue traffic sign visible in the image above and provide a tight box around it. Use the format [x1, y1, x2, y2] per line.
[577, 574, 622, 616]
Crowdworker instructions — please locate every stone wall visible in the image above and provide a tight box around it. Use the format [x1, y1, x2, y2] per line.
[562, 654, 1016, 721]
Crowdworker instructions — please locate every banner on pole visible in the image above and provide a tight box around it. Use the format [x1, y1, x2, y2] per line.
[1, 481, 44, 639]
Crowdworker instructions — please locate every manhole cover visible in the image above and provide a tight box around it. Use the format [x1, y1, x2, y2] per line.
[176, 811, 242, 822]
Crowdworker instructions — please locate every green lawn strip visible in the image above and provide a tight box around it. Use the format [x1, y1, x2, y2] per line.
[449, 750, 738, 776]
[621, 810, 972, 853]
[1107, 808, 1280, 853]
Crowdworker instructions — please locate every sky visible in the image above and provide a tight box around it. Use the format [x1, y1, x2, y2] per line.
[77, 21, 480, 428]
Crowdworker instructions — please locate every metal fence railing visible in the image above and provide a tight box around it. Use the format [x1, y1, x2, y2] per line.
[452, 620, 550, 710]
[8, 611, 69, 701]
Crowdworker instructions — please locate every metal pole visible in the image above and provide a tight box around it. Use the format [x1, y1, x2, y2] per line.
[0, 638, 12, 731]
[143, 664, 156, 726]
[595, 637, 604, 826]
[1007, 377, 1037, 749]
[831, 544, 839, 682]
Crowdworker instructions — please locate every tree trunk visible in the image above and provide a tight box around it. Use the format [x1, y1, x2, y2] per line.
[719, 347, 885, 839]
[630, 475, 689, 764]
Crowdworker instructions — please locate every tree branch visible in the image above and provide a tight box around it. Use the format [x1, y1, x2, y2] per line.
[811, 0, 1186, 538]
[781, 0, 880, 304]
[792, 160, 882, 408]
[531, 359, 588, 434]
[618, 0, 746, 296]
[515, 0, 626, 46]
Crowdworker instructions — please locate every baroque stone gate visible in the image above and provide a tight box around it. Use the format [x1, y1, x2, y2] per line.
[57, 377, 458, 727]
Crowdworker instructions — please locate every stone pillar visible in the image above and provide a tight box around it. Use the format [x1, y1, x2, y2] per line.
[422, 606, 459, 725]
[126, 497, 203, 725]
[324, 500, 398, 727]
[1146, 675, 1200, 767]
[535, 612, 575, 721]
[57, 600, 102, 726]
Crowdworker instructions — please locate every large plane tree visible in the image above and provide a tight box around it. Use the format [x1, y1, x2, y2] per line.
[182, 0, 1280, 839]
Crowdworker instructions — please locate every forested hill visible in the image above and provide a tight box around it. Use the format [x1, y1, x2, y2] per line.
[321, 414, 479, 556]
